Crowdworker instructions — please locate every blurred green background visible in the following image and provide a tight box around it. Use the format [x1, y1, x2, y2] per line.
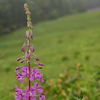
[0, 0, 100, 100]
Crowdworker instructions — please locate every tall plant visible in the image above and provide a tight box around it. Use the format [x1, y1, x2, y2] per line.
[14, 3, 45, 100]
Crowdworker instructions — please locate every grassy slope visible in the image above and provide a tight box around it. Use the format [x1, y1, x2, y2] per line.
[0, 11, 100, 99]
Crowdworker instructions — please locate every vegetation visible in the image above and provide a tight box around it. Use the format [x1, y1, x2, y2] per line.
[0, 11, 100, 99]
[0, 0, 86, 35]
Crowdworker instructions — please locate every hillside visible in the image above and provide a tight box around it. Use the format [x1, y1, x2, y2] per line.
[0, 11, 100, 99]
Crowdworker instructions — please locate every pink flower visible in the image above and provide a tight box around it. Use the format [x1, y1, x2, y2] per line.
[15, 4, 45, 100]
[30, 69, 44, 83]
[16, 71, 24, 83]
[22, 67, 29, 77]
[32, 82, 43, 94]
[39, 94, 45, 100]
[15, 86, 25, 100]
[25, 86, 36, 100]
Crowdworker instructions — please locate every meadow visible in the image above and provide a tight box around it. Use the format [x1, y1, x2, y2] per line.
[0, 11, 100, 99]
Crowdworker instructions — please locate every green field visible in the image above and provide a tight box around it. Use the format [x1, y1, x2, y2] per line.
[0, 11, 100, 99]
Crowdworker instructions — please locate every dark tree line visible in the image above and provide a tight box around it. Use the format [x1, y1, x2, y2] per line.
[85, 0, 100, 9]
[0, 0, 87, 35]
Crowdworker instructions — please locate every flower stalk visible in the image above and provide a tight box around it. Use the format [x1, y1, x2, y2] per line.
[15, 3, 45, 100]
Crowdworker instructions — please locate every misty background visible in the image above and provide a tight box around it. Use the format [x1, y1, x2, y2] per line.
[0, 0, 100, 35]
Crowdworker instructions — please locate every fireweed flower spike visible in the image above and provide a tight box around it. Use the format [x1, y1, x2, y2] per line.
[15, 3, 45, 100]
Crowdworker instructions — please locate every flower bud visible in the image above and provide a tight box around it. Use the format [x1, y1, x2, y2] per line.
[26, 30, 33, 39]
[31, 47, 34, 52]
[20, 60, 24, 63]
[26, 31, 29, 39]
[38, 67, 42, 69]
[15, 67, 20, 70]
[35, 57, 40, 61]
[24, 3, 31, 14]
[30, 43, 34, 52]
[16, 58, 21, 61]
[21, 46, 25, 52]
[20, 59, 27, 63]
[21, 42, 26, 52]
[38, 63, 44, 66]
[27, 60, 30, 63]
[30, 21, 33, 29]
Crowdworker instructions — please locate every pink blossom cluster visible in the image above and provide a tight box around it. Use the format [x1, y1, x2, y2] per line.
[15, 82, 45, 100]
[14, 3, 45, 100]
[15, 66, 44, 83]
[15, 53, 45, 100]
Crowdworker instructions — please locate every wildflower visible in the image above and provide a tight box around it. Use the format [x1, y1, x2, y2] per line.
[15, 3, 45, 100]
[25, 86, 36, 99]
[15, 86, 25, 100]
[30, 69, 44, 83]
[22, 67, 29, 77]
[16, 72, 24, 83]
[39, 94, 45, 100]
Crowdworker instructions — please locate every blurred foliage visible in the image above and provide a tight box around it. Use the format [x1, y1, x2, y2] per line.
[43, 63, 100, 100]
[0, 0, 87, 35]
[0, 11, 100, 99]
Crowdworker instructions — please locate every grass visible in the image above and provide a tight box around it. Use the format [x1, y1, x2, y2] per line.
[0, 11, 100, 99]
